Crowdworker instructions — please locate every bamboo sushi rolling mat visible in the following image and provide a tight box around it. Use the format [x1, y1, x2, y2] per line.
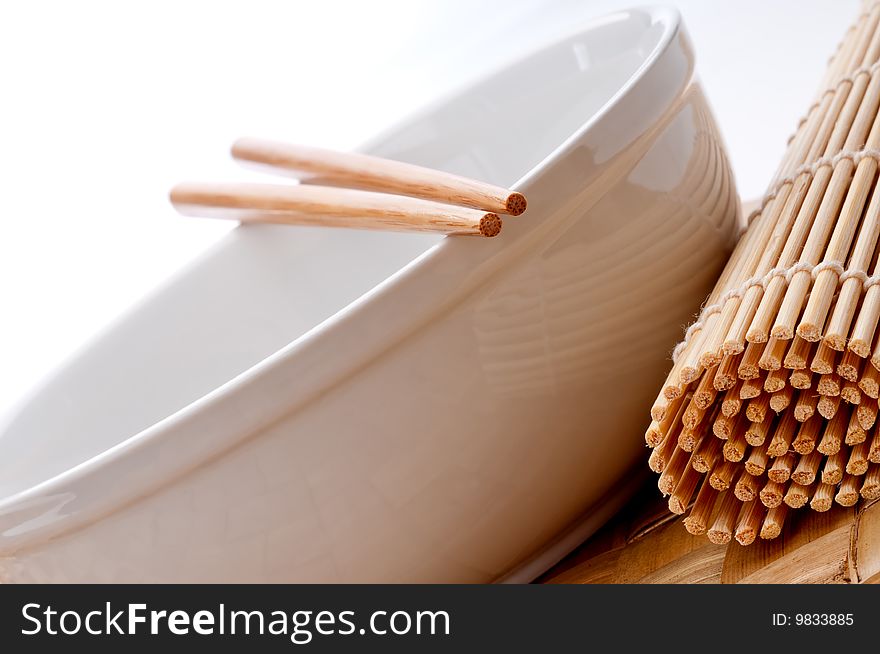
[545, 195, 880, 584]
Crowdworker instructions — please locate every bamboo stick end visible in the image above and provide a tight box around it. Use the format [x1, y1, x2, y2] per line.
[862, 484, 880, 500]
[682, 517, 706, 535]
[811, 497, 832, 512]
[505, 193, 528, 216]
[645, 423, 664, 447]
[706, 529, 731, 545]
[478, 214, 502, 237]
[663, 385, 683, 401]
[824, 334, 846, 351]
[722, 341, 744, 356]
[699, 353, 721, 369]
[835, 489, 859, 507]
[679, 367, 699, 385]
[658, 477, 676, 496]
[771, 325, 794, 340]
[746, 330, 769, 344]
[650, 404, 667, 422]
[849, 339, 871, 358]
[229, 138, 250, 160]
[735, 528, 757, 546]
[760, 523, 782, 540]
[796, 323, 821, 342]
[668, 497, 687, 515]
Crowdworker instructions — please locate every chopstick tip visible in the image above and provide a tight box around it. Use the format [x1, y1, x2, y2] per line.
[506, 192, 527, 216]
[479, 214, 502, 238]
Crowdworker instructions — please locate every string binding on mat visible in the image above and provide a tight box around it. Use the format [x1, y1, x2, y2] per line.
[788, 59, 880, 145]
[672, 255, 880, 364]
[672, 131, 880, 367]
[743, 145, 880, 231]
[672, 68, 880, 364]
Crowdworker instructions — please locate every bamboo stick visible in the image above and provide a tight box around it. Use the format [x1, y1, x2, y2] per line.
[870, 428, 880, 462]
[723, 422, 749, 462]
[658, 446, 690, 495]
[790, 368, 814, 389]
[764, 367, 788, 393]
[746, 394, 770, 423]
[793, 414, 821, 454]
[713, 353, 740, 391]
[818, 394, 842, 419]
[835, 474, 862, 505]
[692, 434, 722, 473]
[745, 443, 771, 476]
[822, 448, 848, 484]
[810, 483, 836, 511]
[784, 482, 812, 508]
[784, 336, 814, 369]
[735, 500, 766, 546]
[683, 478, 718, 535]
[682, 393, 710, 430]
[817, 373, 842, 396]
[851, 283, 880, 357]
[861, 464, 880, 498]
[735, 470, 761, 502]
[857, 400, 878, 429]
[670, 452, 704, 514]
[810, 341, 838, 374]
[858, 362, 880, 397]
[693, 366, 719, 409]
[768, 453, 797, 484]
[709, 460, 738, 491]
[740, 374, 765, 399]
[770, 385, 795, 413]
[838, 350, 864, 381]
[738, 342, 764, 379]
[792, 450, 824, 485]
[760, 505, 788, 540]
[759, 337, 788, 370]
[846, 408, 868, 444]
[713, 411, 737, 440]
[768, 412, 798, 456]
[707, 491, 740, 544]
[841, 380, 862, 404]
[648, 429, 677, 473]
[651, 387, 684, 423]
[721, 380, 744, 416]
[847, 441, 871, 474]
[759, 480, 786, 508]
[794, 391, 819, 422]
[745, 414, 773, 447]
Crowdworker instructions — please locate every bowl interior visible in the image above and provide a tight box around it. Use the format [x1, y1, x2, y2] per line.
[0, 8, 670, 498]
[368, 9, 667, 184]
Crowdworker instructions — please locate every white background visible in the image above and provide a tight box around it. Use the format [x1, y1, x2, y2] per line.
[0, 0, 858, 419]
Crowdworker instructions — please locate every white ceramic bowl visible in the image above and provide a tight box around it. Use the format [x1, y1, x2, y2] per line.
[0, 6, 738, 583]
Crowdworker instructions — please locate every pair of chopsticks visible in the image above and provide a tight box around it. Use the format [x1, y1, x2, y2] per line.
[169, 138, 527, 237]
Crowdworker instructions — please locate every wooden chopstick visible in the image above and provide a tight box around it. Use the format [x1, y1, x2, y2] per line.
[231, 138, 527, 216]
[169, 182, 503, 237]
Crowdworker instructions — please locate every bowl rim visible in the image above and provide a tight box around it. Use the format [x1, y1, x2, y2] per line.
[0, 5, 685, 550]
[360, 4, 682, 191]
